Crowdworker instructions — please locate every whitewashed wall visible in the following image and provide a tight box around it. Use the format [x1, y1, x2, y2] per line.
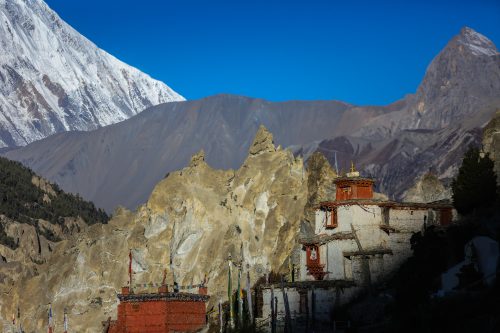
[308, 205, 446, 284]
[260, 286, 362, 324]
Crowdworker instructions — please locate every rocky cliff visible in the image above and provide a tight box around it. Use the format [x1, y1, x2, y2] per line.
[402, 172, 451, 203]
[0, 156, 109, 332]
[0, 127, 311, 333]
[483, 109, 500, 185]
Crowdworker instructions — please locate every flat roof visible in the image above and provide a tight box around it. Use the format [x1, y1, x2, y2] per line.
[118, 292, 209, 303]
[299, 232, 355, 245]
[260, 279, 356, 290]
[318, 199, 453, 210]
[334, 177, 375, 183]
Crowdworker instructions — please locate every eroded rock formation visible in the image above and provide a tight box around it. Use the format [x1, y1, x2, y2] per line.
[402, 172, 451, 203]
[483, 109, 500, 185]
[0, 126, 310, 332]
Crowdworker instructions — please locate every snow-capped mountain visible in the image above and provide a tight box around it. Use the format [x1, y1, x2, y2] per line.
[0, 0, 184, 147]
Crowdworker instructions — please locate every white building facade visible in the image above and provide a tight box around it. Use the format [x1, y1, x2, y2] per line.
[257, 171, 454, 330]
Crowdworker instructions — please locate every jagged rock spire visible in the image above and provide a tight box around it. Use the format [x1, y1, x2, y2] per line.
[457, 26, 498, 56]
[189, 150, 206, 167]
[249, 125, 276, 156]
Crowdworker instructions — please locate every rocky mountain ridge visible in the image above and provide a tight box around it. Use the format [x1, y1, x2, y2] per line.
[0, 0, 184, 147]
[4, 27, 500, 212]
[353, 26, 500, 139]
[295, 27, 500, 199]
[4, 95, 363, 211]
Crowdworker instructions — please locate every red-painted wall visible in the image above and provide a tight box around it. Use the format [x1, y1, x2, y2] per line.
[108, 299, 206, 333]
[336, 182, 373, 201]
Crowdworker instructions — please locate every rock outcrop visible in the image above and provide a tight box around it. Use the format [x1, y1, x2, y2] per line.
[304, 152, 337, 221]
[483, 109, 500, 185]
[402, 172, 451, 203]
[249, 125, 277, 155]
[0, 127, 308, 333]
[0, 156, 109, 332]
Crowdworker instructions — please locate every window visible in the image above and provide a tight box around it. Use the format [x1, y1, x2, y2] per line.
[306, 245, 320, 266]
[342, 186, 352, 199]
[326, 208, 338, 229]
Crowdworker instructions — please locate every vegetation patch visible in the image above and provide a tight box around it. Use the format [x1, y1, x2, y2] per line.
[0, 157, 108, 247]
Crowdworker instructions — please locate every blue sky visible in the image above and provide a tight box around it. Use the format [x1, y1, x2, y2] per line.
[45, 0, 500, 105]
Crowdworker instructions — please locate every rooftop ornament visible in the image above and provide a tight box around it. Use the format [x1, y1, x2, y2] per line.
[346, 161, 360, 178]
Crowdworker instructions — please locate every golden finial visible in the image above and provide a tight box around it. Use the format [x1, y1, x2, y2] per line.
[350, 161, 356, 173]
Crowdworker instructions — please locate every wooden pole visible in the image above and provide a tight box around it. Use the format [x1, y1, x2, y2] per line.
[128, 249, 133, 291]
[274, 296, 278, 333]
[228, 256, 234, 328]
[311, 286, 316, 332]
[280, 276, 293, 333]
[246, 266, 253, 322]
[306, 289, 310, 333]
[238, 267, 243, 325]
[270, 287, 276, 333]
[218, 300, 223, 333]
[64, 308, 68, 333]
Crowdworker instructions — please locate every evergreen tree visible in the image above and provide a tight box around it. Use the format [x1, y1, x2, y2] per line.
[0, 156, 109, 246]
[451, 147, 498, 215]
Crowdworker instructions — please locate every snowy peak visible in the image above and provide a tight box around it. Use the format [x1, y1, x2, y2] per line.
[457, 26, 498, 56]
[0, 0, 184, 147]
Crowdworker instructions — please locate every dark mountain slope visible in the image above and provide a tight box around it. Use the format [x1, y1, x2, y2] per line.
[4, 27, 500, 212]
[0, 156, 108, 247]
[5, 96, 375, 211]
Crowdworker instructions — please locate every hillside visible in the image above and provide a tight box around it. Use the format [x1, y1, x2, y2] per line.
[4, 27, 499, 212]
[4, 96, 361, 211]
[0, 155, 108, 253]
[0, 155, 109, 332]
[0, 156, 108, 229]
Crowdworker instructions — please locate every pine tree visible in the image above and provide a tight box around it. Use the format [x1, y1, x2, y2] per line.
[451, 147, 498, 215]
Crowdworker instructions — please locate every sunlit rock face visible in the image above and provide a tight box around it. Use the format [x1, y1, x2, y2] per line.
[304, 152, 338, 222]
[483, 109, 500, 185]
[402, 172, 451, 203]
[0, 126, 310, 333]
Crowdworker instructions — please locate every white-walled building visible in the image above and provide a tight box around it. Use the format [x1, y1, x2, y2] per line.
[257, 168, 454, 330]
